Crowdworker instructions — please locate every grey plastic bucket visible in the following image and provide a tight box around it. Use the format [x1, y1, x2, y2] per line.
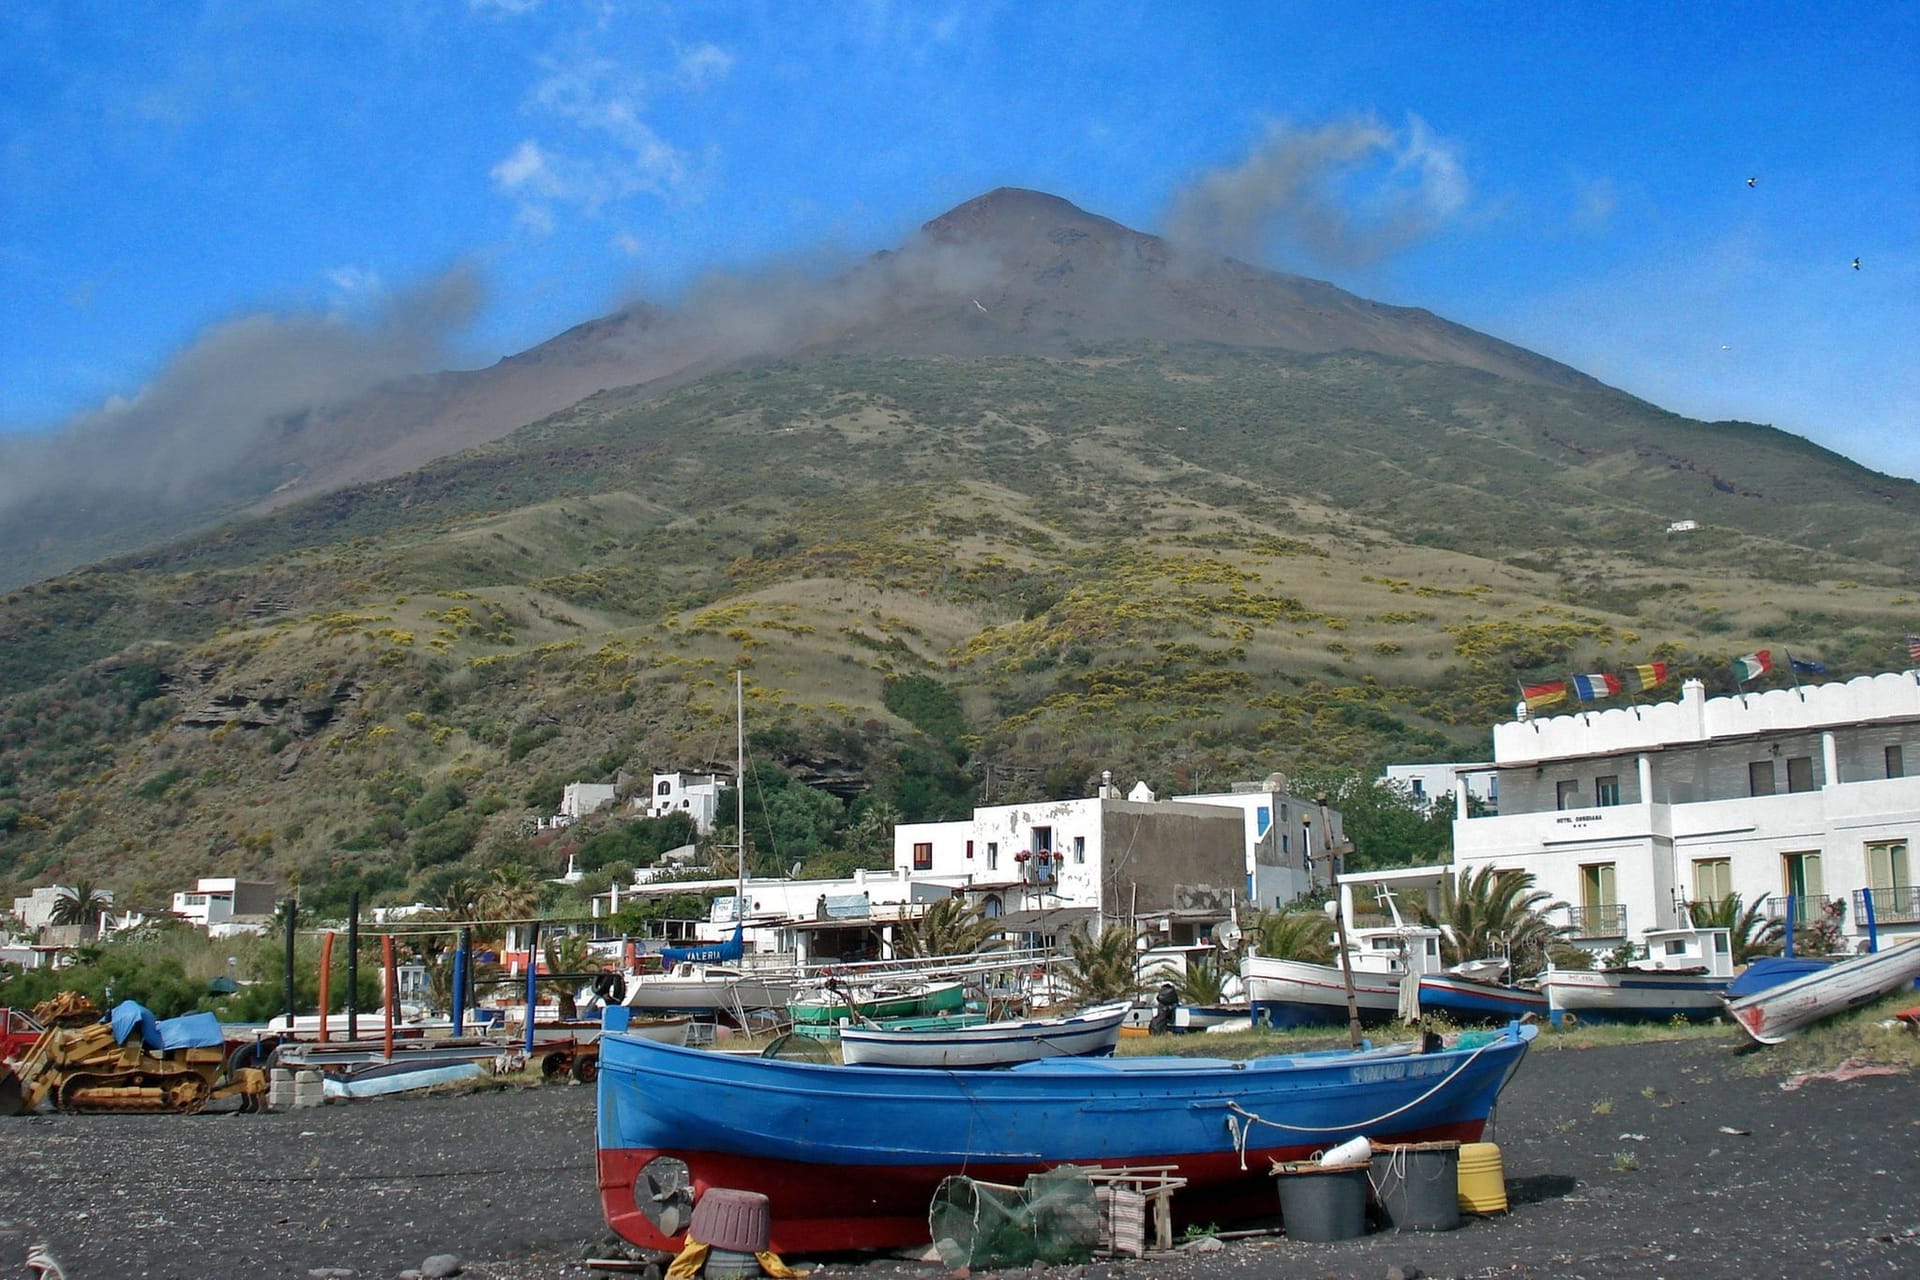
[1272, 1160, 1369, 1242]
[1371, 1141, 1462, 1232]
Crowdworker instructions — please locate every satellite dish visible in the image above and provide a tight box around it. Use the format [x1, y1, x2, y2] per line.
[1216, 920, 1243, 950]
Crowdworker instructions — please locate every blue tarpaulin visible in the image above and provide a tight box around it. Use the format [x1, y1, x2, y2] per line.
[108, 1000, 225, 1051]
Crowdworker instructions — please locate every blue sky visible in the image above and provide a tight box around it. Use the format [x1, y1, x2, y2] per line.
[4, 2, 1915, 478]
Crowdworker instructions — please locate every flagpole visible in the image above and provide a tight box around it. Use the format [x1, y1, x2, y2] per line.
[1785, 650, 1801, 693]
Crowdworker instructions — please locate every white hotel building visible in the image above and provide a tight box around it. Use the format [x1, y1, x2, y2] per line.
[1433, 672, 1920, 952]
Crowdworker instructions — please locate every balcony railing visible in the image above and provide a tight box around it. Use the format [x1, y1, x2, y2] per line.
[1853, 885, 1920, 926]
[1763, 894, 1831, 926]
[1567, 904, 1628, 938]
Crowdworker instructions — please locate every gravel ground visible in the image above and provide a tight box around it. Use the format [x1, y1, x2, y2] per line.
[2, 1037, 1916, 1280]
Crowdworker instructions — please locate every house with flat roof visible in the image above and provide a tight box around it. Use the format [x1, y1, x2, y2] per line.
[1442, 671, 1920, 954]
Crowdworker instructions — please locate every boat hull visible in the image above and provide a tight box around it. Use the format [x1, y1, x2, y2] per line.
[838, 1003, 1127, 1067]
[1417, 975, 1549, 1023]
[1726, 939, 1920, 1044]
[1241, 956, 1401, 1029]
[596, 1024, 1534, 1253]
[622, 975, 802, 1014]
[1540, 970, 1727, 1026]
[788, 981, 966, 1027]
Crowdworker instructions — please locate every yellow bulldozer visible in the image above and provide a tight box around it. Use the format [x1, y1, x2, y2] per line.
[0, 993, 267, 1116]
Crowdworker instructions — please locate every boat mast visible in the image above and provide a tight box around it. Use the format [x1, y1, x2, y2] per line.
[735, 669, 747, 904]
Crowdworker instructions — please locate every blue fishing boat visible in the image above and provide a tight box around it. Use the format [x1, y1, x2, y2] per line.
[1416, 971, 1549, 1023]
[596, 1021, 1536, 1254]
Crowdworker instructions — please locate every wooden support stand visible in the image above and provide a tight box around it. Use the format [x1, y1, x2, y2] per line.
[1085, 1165, 1188, 1257]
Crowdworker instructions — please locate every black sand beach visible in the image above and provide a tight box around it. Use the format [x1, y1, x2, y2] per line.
[2, 1036, 1915, 1280]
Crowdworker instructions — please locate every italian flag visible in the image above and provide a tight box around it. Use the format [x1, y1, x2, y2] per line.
[1732, 649, 1772, 682]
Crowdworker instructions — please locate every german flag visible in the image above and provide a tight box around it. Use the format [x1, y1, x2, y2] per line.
[1521, 679, 1569, 711]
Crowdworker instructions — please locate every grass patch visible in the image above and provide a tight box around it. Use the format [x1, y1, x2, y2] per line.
[1534, 1019, 1735, 1050]
[1728, 989, 1920, 1078]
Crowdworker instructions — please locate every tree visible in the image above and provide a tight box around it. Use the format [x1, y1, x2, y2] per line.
[1062, 925, 1146, 1004]
[541, 932, 594, 1021]
[1289, 770, 1454, 870]
[1688, 893, 1784, 965]
[49, 881, 113, 940]
[1176, 956, 1228, 1005]
[896, 896, 1003, 959]
[1422, 866, 1569, 976]
[1246, 909, 1336, 965]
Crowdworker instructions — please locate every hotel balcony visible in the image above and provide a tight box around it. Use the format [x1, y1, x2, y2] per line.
[1566, 903, 1628, 939]
[1853, 885, 1920, 926]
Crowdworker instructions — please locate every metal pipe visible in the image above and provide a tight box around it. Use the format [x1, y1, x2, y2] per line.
[282, 897, 298, 1025]
[1864, 887, 1879, 953]
[317, 931, 335, 1044]
[452, 926, 470, 1036]
[382, 934, 396, 1059]
[524, 922, 542, 1058]
[347, 892, 360, 1042]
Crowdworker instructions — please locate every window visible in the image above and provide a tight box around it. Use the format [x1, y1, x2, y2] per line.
[1594, 775, 1621, 807]
[912, 842, 932, 871]
[986, 842, 998, 871]
[1785, 756, 1815, 793]
[1073, 835, 1086, 864]
[965, 840, 974, 861]
[1781, 850, 1823, 901]
[1693, 858, 1732, 903]
[1032, 826, 1053, 856]
[1866, 841, 1910, 892]
[656, 780, 672, 796]
[1581, 863, 1617, 908]
[1748, 761, 1776, 797]
[1888, 745, 1905, 779]
[1556, 779, 1581, 810]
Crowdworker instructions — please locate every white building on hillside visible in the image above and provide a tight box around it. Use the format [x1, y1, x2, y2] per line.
[641, 772, 727, 833]
[1382, 763, 1498, 815]
[171, 877, 277, 937]
[1447, 672, 1920, 954]
[1173, 773, 1344, 909]
[542, 782, 618, 829]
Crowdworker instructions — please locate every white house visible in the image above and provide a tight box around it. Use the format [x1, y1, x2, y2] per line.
[171, 877, 277, 936]
[1175, 773, 1343, 910]
[542, 781, 618, 829]
[891, 783, 1250, 947]
[640, 772, 727, 833]
[1446, 672, 1920, 954]
[1382, 763, 1498, 815]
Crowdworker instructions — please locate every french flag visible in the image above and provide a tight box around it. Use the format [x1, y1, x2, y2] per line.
[1572, 672, 1621, 701]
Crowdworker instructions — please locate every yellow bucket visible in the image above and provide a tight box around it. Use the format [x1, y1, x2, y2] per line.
[1456, 1141, 1507, 1214]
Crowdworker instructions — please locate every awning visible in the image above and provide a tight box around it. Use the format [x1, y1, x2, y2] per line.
[992, 906, 1096, 932]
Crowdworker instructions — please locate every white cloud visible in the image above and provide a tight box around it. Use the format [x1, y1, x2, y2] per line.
[491, 139, 551, 191]
[612, 230, 644, 257]
[674, 41, 735, 91]
[325, 265, 385, 299]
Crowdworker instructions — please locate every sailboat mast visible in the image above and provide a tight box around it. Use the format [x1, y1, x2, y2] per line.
[735, 669, 747, 899]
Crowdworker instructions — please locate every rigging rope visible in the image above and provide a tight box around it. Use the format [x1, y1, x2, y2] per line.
[1220, 1033, 1505, 1169]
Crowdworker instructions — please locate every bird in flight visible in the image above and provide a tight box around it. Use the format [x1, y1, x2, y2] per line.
[1746, 177, 1756, 188]
[972, 298, 989, 313]
[1852, 257, 1862, 270]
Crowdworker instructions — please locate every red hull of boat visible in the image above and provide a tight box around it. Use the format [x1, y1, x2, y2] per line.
[600, 1119, 1487, 1254]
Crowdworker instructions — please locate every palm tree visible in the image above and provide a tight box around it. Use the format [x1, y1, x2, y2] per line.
[1423, 866, 1569, 977]
[1247, 909, 1336, 965]
[1062, 925, 1146, 1004]
[1689, 893, 1784, 964]
[896, 896, 1004, 959]
[1176, 956, 1228, 1005]
[49, 881, 113, 940]
[435, 875, 486, 922]
[542, 932, 594, 1021]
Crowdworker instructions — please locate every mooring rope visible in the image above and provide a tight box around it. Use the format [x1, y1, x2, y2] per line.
[1220, 1034, 1504, 1170]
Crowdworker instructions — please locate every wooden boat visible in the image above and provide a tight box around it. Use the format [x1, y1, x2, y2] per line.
[596, 1021, 1536, 1254]
[622, 962, 806, 1015]
[1171, 1002, 1253, 1032]
[1725, 938, 1920, 1044]
[1540, 926, 1734, 1026]
[785, 979, 967, 1029]
[1417, 960, 1549, 1023]
[837, 1001, 1130, 1067]
[1723, 955, 1836, 999]
[1241, 925, 1442, 1029]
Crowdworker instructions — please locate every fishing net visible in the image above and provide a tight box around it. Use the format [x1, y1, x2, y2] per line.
[929, 1166, 1102, 1269]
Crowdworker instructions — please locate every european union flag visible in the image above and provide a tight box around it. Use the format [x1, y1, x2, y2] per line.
[1788, 655, 1827, 674]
